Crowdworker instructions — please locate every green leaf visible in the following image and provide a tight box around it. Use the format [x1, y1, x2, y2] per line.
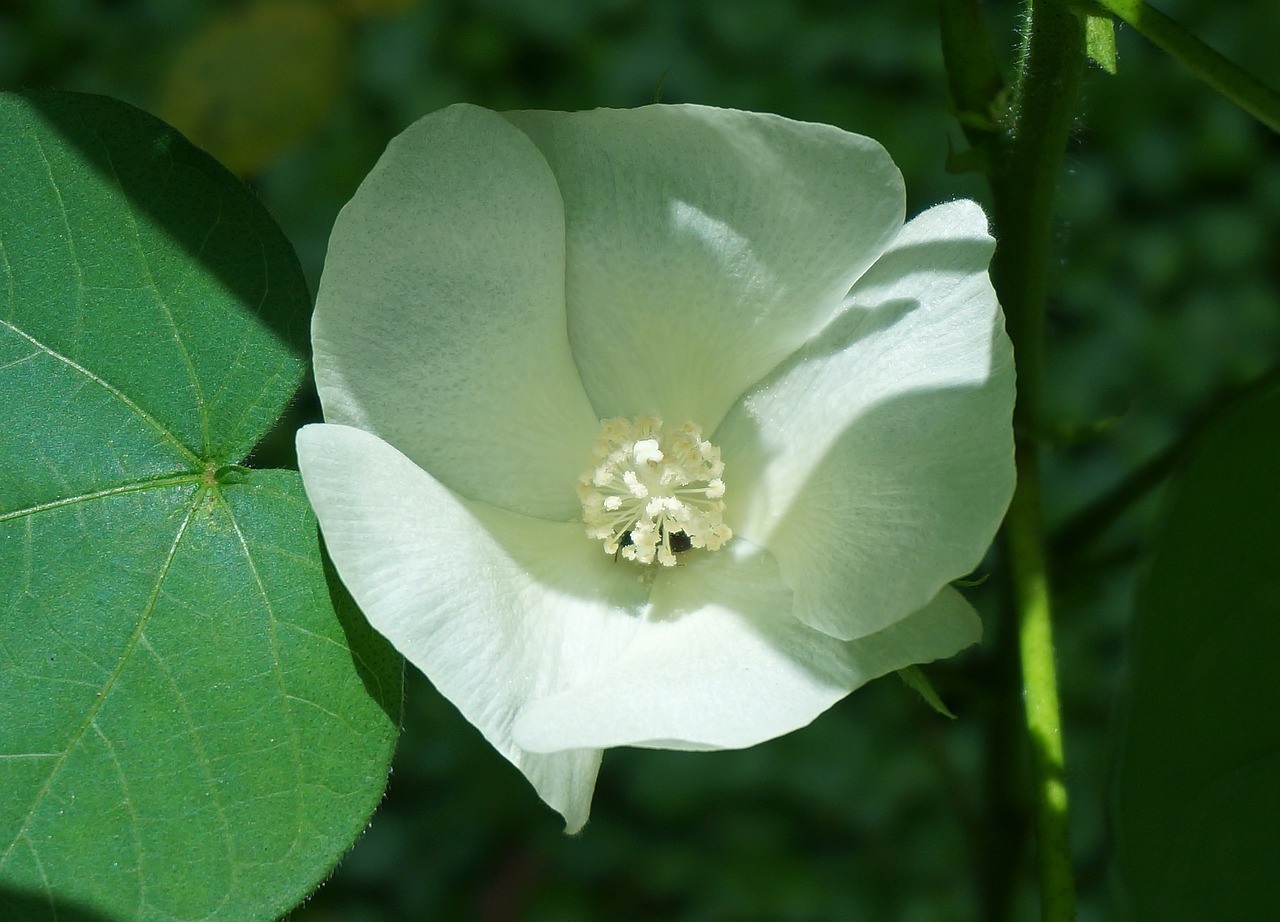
[897, 666, 957, 720]
[1112, 384, 1280, 920]
[1085, 0, 1280, 134]
[0, 91, 401, 921]
[1084, 12, 1118, 75]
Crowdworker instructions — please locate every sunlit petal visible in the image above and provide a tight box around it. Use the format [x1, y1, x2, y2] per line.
[505, 105, 904, 430]
[313, 104, 598, 521]
[718, 200, 1014, 640]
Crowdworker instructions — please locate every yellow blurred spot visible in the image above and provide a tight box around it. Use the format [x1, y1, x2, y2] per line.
[155, 0, 350, 176]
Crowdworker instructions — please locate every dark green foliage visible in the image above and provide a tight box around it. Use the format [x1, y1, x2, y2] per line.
[1114, 384, 1280, 921]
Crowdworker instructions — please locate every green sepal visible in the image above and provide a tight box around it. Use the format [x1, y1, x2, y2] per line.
[898, 666, 958, 720]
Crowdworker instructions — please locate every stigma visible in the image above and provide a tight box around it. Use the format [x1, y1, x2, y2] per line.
[578, 416, 732, 566]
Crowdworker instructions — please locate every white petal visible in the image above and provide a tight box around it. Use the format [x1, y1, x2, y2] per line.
[312, 104, 598, 521]
[504, 105, 905, 430]
[512, 542, 981, 753]
[296, 423, 653, 832]
[717, 200, 1015, 641]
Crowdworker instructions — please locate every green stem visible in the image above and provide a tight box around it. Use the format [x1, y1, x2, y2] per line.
[977, 586, 1030, 922]
[989, 3, 1082, 424]
[1007, 445, 1075, 920]
[1085, 0, 1280, 133]
[985, 2, 1082, 920]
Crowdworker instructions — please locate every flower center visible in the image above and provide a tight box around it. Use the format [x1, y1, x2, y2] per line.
[578, 416, 732, 566]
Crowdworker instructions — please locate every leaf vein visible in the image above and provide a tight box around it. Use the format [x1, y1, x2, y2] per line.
[218, 488, 309, 858]
[0, 473, 202, 523]
[95, 134, 212, 456]
[0, 495, 200, 870]
[131, 633, 236, 915]
[0, 349, 41, 373]
[0, 317, 201, 468]
[30, 132, 87, 359]
[89, 721, 145, 914]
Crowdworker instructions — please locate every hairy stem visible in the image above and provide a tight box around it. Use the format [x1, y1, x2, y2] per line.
[987, 2, 1083, 920]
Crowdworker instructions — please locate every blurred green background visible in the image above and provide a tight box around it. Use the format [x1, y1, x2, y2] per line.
[4, 1, 1278, 919]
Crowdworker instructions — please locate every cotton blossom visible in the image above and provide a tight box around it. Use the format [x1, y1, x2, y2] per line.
[296, 103, 1015, 832]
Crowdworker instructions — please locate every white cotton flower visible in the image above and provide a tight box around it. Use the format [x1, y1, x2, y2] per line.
[296, 103, 1015, 833]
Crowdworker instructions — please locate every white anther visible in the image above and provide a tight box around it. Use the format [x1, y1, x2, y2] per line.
[622, 470, 647, 498]
[578, 417, 733, 566]
[633, 438, 663, 465]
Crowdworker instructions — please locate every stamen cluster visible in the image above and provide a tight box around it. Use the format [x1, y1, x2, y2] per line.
[578, 416, 732, 566]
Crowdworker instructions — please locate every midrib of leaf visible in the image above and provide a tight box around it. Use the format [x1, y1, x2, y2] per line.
[1, 480, 322, 908]
[220, 487, 307, 858]
[16, 122, 218, 466]
[1, 487, 204, 871]
[0, 473, 203, 524]
[0, 316, 203, 469]
[210, 357, 290, 463]
[129, 630, 235, 918]
[96, 130, 213, 457]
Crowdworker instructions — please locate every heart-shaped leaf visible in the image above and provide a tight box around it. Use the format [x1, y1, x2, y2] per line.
[0, 91, 401, 922]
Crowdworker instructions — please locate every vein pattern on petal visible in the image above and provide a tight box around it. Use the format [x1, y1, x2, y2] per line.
[717, 200, 1016, 641]
[514, 550, 981, 753]
[312, 104, 598, 521]
[504, 105, 906, 431]
[297, 423, 643, 831]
